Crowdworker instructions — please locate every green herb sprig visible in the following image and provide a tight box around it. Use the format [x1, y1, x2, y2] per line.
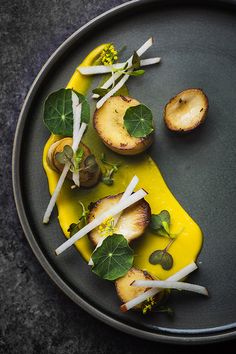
[149, 210, 182, 270]
[68, 201, 89, 237]
[100, 153, 121, 186]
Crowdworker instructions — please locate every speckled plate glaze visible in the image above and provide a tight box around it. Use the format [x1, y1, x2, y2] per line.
[13, 0, 236, 344]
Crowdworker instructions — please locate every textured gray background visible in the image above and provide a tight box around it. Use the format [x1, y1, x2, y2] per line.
[1, 0, 235, 353]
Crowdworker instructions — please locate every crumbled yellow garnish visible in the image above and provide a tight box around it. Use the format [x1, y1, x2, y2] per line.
[100, 44, 118, 66]
[142, 297, 156, 315]
[98, 216, 116, 237]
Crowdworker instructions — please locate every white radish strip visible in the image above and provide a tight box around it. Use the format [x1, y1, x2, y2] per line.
[96, 74, 129, 109]
[43, 163, 71, 224]
[120, 262, 198, 312]
[113, 175, 139, 227]
[72, 122, 87, 187]
[43, 123, 86, 224]
[55, 189, 147, 255]
[78, 58, 161, 75]
[92, 37, 153, 98]
[88, 175, 139, 266]
[132, 280, 208, 296]
[71, 92, 82, 187]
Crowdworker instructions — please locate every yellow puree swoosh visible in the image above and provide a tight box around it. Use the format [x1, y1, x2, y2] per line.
[43, 44, 203, 280]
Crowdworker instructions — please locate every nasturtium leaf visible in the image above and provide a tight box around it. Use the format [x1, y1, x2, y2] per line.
[91, 234, 134, 281]
[149, 249, 173, 270]
[43, 88, 90, 136]
[150, 210, 171, 237]
[123, 104, 154, 138]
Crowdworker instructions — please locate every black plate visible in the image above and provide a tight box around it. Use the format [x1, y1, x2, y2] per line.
[13, 0, 236, 344]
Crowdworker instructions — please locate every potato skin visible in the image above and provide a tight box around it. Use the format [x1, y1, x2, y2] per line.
[88, 193, 151, 246]
[47, 137, 100, 187]
[164, 88, 208, 132]
[93, 96, 153, 155]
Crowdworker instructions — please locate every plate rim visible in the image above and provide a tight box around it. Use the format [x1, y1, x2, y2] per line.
[12, 0, 236, 344]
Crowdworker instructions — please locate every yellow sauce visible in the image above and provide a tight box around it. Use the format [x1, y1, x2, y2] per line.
[43, 44, 203, 280]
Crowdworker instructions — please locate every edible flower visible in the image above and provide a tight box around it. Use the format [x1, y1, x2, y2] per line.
[98, 216, 116, 237]
[100, 44, 118, 65]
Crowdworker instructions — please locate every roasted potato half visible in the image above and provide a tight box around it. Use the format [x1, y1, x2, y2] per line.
[47, 137, 100, 187]
[94, 96, 153, 155]
[88, 193, 151, 246]
[164, 88, 208, 132]
[116, 267, 153, 311]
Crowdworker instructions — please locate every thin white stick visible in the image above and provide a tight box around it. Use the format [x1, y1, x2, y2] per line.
[43, 123, 86, 224]
[43, 163, 71, 224]
[55, 189, 147, 255]
[78, 58, 161, 75]
[132, 280, 208, 296]
[88, 175, 139, 266]
[96, 74, 129, 109]
[120, 262, 198, 312]
[71, 92, 82, 187]
[92, 37, 153, 98]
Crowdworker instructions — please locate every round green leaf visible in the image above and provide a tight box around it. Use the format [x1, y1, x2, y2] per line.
[91, 234, 134, 281]
[123, 104, 154, 138]
[43, 88, 90, 136]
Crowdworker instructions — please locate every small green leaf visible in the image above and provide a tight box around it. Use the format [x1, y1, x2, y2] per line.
[55, 144, 73, 165]
[149, 249, 173, 270]
[92, 88, 110, 97]
[123, 104, 154, 138]
[126, 69, 145, 76]
[150, 210, 171, 237]
[43, 88, 90, 135]
[100, 153, 121, 186]
[82, 155, 99, 174]
[132, 51, 141, 69]
[68, 223, 80, 237]
[91, 234, 134, 281]
[101, 175, 114, 186]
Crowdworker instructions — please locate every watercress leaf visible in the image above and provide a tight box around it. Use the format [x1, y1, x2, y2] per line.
[123, 104, 154, 138]
[132, 51, 140, 69]
[150, 210, 171, 236]
[55, 145, 73, 165]
[102, 175, 114, 186]
[126, 69, 145, 76]
[92, 88, 110, 97]
[149, 250, 173, 270]
[91, 234, 134, 281]
[83, 155, 99, 174]
[43, 89, 90, 135]
[68, 223, 80, 237]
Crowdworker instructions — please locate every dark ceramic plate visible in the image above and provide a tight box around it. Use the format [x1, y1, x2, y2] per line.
[13, 0, 236, 344]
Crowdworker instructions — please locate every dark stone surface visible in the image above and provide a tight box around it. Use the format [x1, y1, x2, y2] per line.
[0, 0, 235, 352]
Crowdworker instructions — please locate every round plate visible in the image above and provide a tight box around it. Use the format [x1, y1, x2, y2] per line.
[13, 0, 236, 344]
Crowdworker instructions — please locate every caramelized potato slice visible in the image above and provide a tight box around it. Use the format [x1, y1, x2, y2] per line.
[47, 137, 100, 187]
[88, 193, 151, 246]
[94, 96, 153, 155]
[164, 88, 208, 132]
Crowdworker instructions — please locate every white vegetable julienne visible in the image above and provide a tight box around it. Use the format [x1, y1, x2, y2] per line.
[78, 58, 161, 75]
[120, 262, 198, 312]
[96, 74, 129, 109]
[132, 280, 208, 296]
[92, 37, 154, 98]
[55, 188, 147, 255]
[88, 175, 139, 266]
[71, 92, 82, 187]
[42, 120, 87, 224]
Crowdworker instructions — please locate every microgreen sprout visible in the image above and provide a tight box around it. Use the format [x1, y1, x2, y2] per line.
[68, 201, 89, 237]
[149, 210, 183, 270]
[100, 153, 121, 186]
